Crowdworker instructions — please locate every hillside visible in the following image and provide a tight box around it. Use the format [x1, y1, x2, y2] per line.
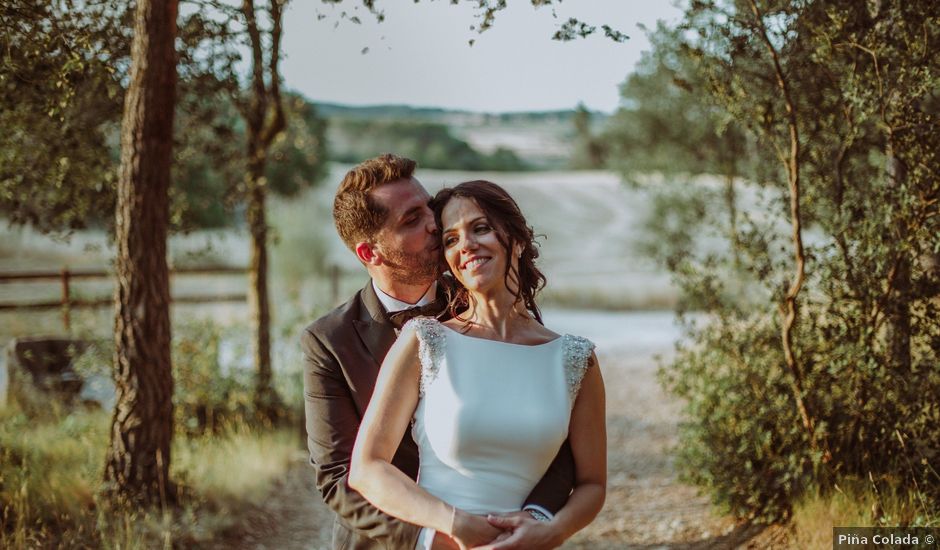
[315, 102, 610, 170]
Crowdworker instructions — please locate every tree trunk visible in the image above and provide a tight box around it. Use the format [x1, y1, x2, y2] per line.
[724, 172, 739, 264]
[246, 156, 275, 414]
[747, 0, 824, 457]
[241, 0, 285, 417]
[884, 140, 911, 372]
[103, 0, 178, 506]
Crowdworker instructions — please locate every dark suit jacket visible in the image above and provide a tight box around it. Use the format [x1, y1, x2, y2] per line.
[302, 280, 575, 550]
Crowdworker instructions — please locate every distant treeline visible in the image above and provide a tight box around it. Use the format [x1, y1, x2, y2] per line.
[316, 102, 596, 125]
[325, 117, 529, 171]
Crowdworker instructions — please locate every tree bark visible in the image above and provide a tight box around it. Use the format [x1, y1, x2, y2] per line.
[103, 0, 178, 505]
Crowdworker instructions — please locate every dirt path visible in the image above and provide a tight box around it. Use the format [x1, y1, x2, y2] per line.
[218, 351, 771, 549]
[206, 450, 334, 550]
[565, 353, 754, 549]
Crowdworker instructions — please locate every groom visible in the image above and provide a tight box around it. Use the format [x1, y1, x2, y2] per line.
[302, 154, 574, 550]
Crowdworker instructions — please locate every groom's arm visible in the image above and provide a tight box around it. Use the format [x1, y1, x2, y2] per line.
[301, 327, 422, 549]
[524, 439, 576, 514]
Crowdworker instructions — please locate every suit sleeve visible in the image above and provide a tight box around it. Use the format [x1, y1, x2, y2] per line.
[523, 438, 576, 514]
[301, 327, 421, 548]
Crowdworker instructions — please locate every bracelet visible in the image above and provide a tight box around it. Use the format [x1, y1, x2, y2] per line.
[526, 509, 551, 522]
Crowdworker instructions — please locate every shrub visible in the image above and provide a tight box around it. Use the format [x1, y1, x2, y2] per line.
[661, 314, 812, 522]
[626, 0, 940, 524]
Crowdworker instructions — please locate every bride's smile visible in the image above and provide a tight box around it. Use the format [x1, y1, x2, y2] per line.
[462, 256, 491, 270]
[441, 196, 512, 294]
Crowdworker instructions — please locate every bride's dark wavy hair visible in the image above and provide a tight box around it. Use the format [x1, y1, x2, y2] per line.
[430, 180, 547, 324]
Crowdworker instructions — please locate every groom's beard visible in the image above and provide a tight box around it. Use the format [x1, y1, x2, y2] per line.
[383, 247, 440, 286]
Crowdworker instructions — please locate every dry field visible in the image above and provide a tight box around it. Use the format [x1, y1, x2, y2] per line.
[1, 166, 684, 340]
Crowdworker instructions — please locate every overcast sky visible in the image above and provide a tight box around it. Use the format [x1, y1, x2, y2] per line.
[279, 1, 684, 114]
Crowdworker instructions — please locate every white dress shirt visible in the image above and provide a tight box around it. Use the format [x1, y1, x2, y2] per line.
[373, 280, 437, 313]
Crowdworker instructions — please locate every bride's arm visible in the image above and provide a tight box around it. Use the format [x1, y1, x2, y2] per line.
[348, 326, 450, 531]
[548, 351, 607, 539]
[348, 323, 502, 548]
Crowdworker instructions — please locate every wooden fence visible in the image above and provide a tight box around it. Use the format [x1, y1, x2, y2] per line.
[0, 266, 247, 331]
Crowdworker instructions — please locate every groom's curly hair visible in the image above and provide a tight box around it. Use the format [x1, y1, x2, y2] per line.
[430, 180, 547, 324]
[333, 153, 417, 251]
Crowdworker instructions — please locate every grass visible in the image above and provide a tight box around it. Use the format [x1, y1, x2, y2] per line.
[787, 479, 937, 549]
[0, 405, 103, 548]
[0, 403, 303, 548]
[173, 426, 299, 504]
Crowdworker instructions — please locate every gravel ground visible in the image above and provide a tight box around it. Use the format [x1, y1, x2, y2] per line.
[212, 349, 784, 549]
[565, 353, 747, 549]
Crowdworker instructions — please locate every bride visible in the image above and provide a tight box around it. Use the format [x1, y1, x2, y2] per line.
[349, 180, 606, 549]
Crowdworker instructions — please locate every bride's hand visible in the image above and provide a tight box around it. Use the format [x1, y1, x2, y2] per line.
[449, 509, 505, 550]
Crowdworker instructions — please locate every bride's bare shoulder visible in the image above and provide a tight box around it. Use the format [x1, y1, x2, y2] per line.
[528, 323, 561, 344]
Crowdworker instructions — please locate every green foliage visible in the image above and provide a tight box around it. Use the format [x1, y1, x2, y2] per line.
[174, 317, 307, 431]
[265, 94, 330, 197]
[604, 21, 770, 185]
[635, 181, 711, 273]
[791, 477, 938, 544]
[71, 319, 300, 435]
[568, 102, 607, 169]
[0, 0, 126, 232]
[661, 315, 809, 521]
[459, 1, 628, 44]
[0, 405, 107, 546]
[0, 2, 328, 235]
[0, 1, 229, 232]
[172, 320, 250, 434]
[171, 318, 306, 433]
[640, 0, 940, 522]
[328, 118, 529, 171]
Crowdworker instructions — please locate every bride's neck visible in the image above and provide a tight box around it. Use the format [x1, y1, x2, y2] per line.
[463, 290, 530, 339]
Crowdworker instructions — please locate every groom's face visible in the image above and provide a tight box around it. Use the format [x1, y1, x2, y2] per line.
[370, 178, 440, 285]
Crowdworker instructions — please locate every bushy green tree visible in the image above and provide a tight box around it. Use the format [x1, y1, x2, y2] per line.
[0, 1, 327, 235]
[0, 0, 127, 232]
[569, 102, 607, 169]
[605, 23, 751, 178]
[643, 0, 939, 521]
[604, 22, 760, 258]
[265, 93, 329, 197]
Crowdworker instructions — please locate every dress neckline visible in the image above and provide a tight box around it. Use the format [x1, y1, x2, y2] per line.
[438, 320, 564, 348]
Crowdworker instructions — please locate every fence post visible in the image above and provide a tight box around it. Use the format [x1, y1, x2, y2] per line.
[61, 266, 71, 332]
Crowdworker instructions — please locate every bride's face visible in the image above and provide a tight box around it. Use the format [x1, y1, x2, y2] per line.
[440, 197, 513, 295]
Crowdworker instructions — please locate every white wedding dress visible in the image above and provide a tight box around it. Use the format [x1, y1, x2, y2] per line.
[404, 317, 595, 515]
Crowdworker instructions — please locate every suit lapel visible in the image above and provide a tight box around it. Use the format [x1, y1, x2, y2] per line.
[353, 281, 397, 370]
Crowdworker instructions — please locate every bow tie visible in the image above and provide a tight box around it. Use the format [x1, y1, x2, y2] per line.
[387, 301, 444, 329]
